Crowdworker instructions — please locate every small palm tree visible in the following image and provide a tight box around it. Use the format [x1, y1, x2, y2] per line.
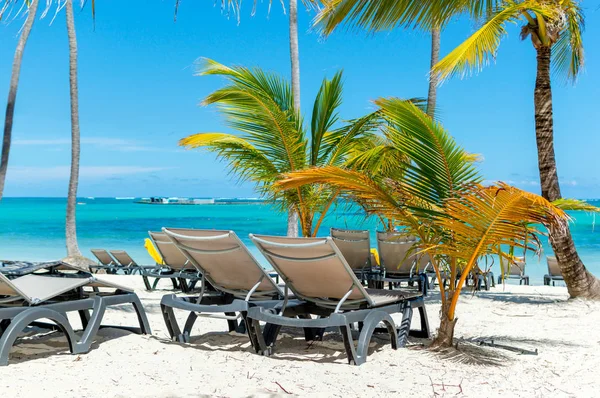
[275, 98, 568, 347]
[180, 59, 377, 237]
[0, 0, 41, 199]
[430, 1, 600, 299]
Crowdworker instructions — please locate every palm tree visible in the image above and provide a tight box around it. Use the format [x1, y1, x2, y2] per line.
[312, 1, 499, 118]
[180, 59, 377, 237]
[0, 0, 40, 199]
[64, 0, 82, 258]
[430, 1, 600, 299]
[275, 98, 568, 347]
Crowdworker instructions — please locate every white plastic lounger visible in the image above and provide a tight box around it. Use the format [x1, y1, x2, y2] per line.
[0, 262, 150, 366]
[159, 228, 299, 344]
[247, 235, 430, 366]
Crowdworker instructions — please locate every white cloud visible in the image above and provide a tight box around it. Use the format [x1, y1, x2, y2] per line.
[7, 166, 175, 180]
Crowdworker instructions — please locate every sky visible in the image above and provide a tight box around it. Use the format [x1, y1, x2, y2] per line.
[0, 1, 599, 199]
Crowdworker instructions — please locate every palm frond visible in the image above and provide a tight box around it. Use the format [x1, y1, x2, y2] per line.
[552, 198, 599, 212]
[551, 0, 584, 82]
[432, 1, 557, 82]
[310, 71, 344, 166]
[374, 97, 481, 204]
[313, 0, 501, 35]
[195, 59, 306, 173]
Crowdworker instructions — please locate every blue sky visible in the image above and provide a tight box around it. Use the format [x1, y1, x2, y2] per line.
[0, 1, 598, 199]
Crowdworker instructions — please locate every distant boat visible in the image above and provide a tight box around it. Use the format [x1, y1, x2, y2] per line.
[135, 197, 215, 205]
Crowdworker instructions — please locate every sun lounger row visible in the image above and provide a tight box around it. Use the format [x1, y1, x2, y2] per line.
[159, 228, 430, 366]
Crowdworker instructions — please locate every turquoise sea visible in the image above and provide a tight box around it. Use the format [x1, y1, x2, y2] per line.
[0, 197, 598, 285]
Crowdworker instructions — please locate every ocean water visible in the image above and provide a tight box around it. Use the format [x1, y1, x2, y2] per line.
[0, 197, 598, 284]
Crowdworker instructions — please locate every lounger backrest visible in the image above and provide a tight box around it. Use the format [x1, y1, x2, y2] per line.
[109, 250, 137, 266]
[330, 228, 371, 271]
[547, 256, 560, 276]
[162, 228, 281, 299]
[0, 272, 88, 304]
[510, 257, 525, 276]
[376, 231, 418, 275]
[250, 234, 372, 308]
[91, 249, 115, 265]
[149, 231, 191, 270]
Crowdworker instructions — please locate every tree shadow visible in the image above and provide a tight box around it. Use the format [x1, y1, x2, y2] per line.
[475, 292, 564, 305]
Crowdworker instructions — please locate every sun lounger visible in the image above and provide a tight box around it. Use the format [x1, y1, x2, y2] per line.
[89, 249, 121, 274]
[375, 231, 428, 295]
[497, 257, 529, 285]
[330, 228, 372, 281]
[0, 261, 150, 366]
[159, 228, 295, 343]
[141, 231, 203, 292]
[109, 250, 145, 275]
[247, 235, 430, 366]
[544, 256, 564, 286]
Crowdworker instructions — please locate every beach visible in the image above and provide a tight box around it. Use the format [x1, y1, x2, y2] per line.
[1, 275, 599, 397]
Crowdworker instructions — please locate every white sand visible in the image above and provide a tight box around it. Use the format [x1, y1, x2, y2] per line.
[1, 275, 599, 397]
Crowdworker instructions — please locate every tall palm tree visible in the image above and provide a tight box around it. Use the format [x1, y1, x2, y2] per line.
[0, 0, 40, 199]
[312, 1, 499, 118]
[430, 1, 600, 299]
[276, 98, 568, 347]
[65, 0, 82, 257]
[180, 60, 377, 236]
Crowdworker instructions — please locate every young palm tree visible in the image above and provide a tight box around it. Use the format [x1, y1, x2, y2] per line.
[65, 0, 82, 258]
[430, 1, 600, 299]
[275, 98, 569, 347]
[0, 0, 40, 199]
[180, 59, 377, 237]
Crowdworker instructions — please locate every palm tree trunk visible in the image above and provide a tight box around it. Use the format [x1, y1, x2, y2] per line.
[286, 0, 300, 237]
[0, 0, 40, 199]
[535, 46, 600, 299]
[65, 0, 82, 257]
[430, 292, 457, 349]
[426, 27, 440, 118]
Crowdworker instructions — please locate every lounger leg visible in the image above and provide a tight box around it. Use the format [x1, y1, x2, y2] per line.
[397, 305, 413, 347]
[248, 318, 272, 356]
[297, 314, 324, 342]
[75, 296, 107, 354]
[78, 309, 91, 329]
[409, 304, 431, 339]
[142, 275, 153, 291]
[160, 303, 184, 342]
[355, 311, 397, 366]
[0, 308, 78, 366]
[339, 322, 359, 365]
[129, 294, 152, 335]
[0, 320, 10, 336]
[225, 312, 238, 332]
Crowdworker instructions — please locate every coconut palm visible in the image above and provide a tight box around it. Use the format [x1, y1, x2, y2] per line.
[180, 59, 378, 237]
[0, 0, 40, 199]
[430, 1, 600, 299]
[275, 98, 569, 347]
[312, 1, 499, 118]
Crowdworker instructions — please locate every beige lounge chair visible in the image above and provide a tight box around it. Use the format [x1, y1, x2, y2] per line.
[376, 232, 428, 295]
[160, 228, 291, 343]
[0, 262, 150, 366]
[142, 231, 202, 292]
[109, 250, 142, 275]
[544, 256, 564, 286]
[89, 249, 120, 274]
[330, 228, 372, 279]
[247, 234, 430, 366]
[497, 257, 529, 285]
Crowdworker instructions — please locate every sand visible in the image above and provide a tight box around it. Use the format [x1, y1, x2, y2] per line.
[1, 275, 599, 397]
